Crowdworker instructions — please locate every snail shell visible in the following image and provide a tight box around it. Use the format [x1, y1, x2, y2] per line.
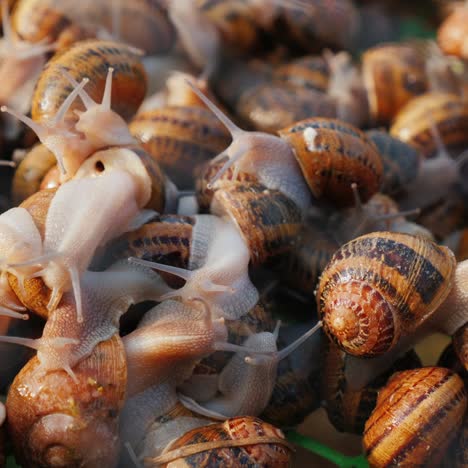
[7, 334, 126, 467]
[11, 144, 56, 205]
[363, 367, 467, 468]
[366, 130, 421, 196]
[129, 106, 231, 190]
[210, 181, 303, 266]
[146, 416, 294, 467]
[362, 43, 428, 125]
[273, 55, 330, 93]
[390, 92, 468, 158]
[279, 118, 383, 208]
[236, 83, 338, 134]
[317, 231, 456, 357]
[278, 222, 338, 296]
[320, 340, 421, 434]
[31, 39, 147, 123]
[12, 0, 94, 49]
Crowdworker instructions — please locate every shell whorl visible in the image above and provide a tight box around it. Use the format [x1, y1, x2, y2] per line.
[317, 232, 456, 357]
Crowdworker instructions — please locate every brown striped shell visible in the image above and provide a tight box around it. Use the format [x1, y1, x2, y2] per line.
[12, 0, 94, 49]
[362, 44, 428, 125]
[210, 182, 303, 266]
[31, 40, 147, 123]
[279, 118, 384, 208]
[278, 223, 338, 296]
[129, 106, 231, 190]
[273, 55, 330, 93]
[237, 84, 338, 134]
[11, 144, 56, 205]
[320, 340, 421, 434]
[437, 6, 468, 60]
[363, 367, 467, 468]
[7, 334, 126, 467]
[317, 232, 456, 357]
[365, 130, 421, 196]
[390, 92, 468, 158]
[146, 416, 293, 467]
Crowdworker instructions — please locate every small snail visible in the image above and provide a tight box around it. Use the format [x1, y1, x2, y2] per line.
[363, 367, 467, 467]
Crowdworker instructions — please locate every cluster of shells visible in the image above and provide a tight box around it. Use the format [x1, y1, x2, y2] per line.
[0, 0, 467, 467]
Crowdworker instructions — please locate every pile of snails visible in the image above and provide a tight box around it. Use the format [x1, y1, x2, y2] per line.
[0, 0, 466, 467]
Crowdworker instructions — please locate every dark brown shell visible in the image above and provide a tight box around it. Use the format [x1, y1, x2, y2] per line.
[211, 182, 303, 266]
[317, 232, 456, 357]
[362, 43, 428, 125]
[237, 84, 337, 134]
[279, 118, 383, 208]
[11, 144, 56, 205]
[195, 158, 258, 212]
[32, 40, 147, 123]
[147, 416, 293, 467]
[390, 92, 468, 158]
[278, 223, 338, 296]
[363, 367, 467, 468]
[320, 340, 421, 434]
[453, 323, 468, 372]
[366, 130, 421, 196]
[7, 334, 126, 468]
[129, 106, 231, 190]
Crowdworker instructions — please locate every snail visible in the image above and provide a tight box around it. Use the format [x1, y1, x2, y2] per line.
[363, 367, 467, 467]
[178, 320, 322, 420]
[3, 55, 143, 179]
[390, 92, 468, 158]
[365, 129, 421, 197]
[278, 118, 383, 208]
[184, 81, 312, 214]
[8, 147, 154, 323]
[0, 0, 57, 116]
[129, 214, 259, 321]
[129, 105, 231, 190]
[320, 340, 421, 434]
[317, 231, 465, 361]
[145, 416, 294, 467]
[7, 334, 126, 467]
[361, 43, 428, 125]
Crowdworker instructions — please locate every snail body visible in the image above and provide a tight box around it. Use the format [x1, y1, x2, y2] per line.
[438, 4, 468, 59]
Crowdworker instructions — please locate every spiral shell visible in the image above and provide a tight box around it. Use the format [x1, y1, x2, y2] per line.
[279, 118, 383, 207]
[320, 340, 421, 434]
[211, 182, 303, 266]
[362, 43, 428, 125]
[317, 232, 456, 357]
[363, 367, 467, 467]
[146, 416, 294, 467]
[11, 144, 56, 205]
[390, 92, 468, 158]
[130, 106, 231, 190]
[31, 39, 147, 123]
[7, 334, 126, 467]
